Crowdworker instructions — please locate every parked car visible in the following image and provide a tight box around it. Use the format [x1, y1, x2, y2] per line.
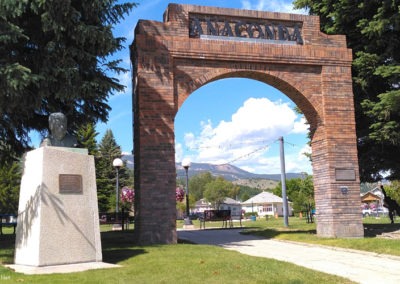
[362, 208, 372, 217]
[372, 208, 388, 217]
[362, 207, 388, 217]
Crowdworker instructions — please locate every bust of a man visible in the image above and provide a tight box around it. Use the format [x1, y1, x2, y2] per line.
[40, 112, 78, 148]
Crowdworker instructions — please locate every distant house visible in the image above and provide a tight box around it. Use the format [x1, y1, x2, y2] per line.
[194, 197, 242, 217]
[218, 197, 242, 218]
[241, 191, 293, 217]
[194, 198, 213, 213]
[361, 187, 384, 209]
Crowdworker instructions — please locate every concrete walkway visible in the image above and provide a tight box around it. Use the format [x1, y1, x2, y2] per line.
[178, 228, 400, 284]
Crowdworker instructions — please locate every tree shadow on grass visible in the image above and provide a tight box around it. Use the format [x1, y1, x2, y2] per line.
[1, 230, 149, 265]
[102, 248, 147, 264]
[241, 228, 317, 239]
[101, 230, 137, 249]
[101, 230, 148, 264]
[363, 223, 400, 237]
[0, 234, 15, 264]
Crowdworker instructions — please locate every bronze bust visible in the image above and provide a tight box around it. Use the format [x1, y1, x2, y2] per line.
[40, 112, 78, 148]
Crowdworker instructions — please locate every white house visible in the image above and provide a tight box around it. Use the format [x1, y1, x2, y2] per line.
[194, 197, 242, 217]
[241, 191, 293, 217]
[218, 197, 242, 218]
[194, 198, 213, 213]
[360, 186, 387, 213]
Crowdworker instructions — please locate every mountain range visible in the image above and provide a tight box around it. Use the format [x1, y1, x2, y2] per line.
[122, 154, 301, 181]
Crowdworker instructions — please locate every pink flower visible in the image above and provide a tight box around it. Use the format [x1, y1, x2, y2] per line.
[176, 187, 185, 202]
[121, 187, 134, 203]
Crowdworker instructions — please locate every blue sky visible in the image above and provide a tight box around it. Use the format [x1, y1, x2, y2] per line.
[32, 0, 312, 174]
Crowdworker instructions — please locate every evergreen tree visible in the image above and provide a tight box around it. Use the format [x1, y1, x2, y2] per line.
[293, 0, 400, 181]
[96, 129, 129, 212]
[0, 161, 21, 214]
[76, 123, 98, 155]
[0, 0, 137, 162]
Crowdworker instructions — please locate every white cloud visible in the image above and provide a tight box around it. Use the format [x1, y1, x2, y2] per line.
[299, 144, 311, 160]
[182, 97, 297, 162]
[241, 0, 307, 14]
[110, 71, 132, 98]
[292, 117, 309, 134]
[242, 144, 312, 174]
[175, 97, 313, 174]
[175, 142, 183, 162]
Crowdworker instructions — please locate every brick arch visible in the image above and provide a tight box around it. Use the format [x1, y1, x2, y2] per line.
[131, 4, 363, 244]
[180, 69, 321, 136]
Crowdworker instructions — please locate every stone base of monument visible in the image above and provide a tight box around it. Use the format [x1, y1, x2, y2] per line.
[112, 223, 123, 231]
[6, 262, 120, 275]
[14, 147, 103, 268]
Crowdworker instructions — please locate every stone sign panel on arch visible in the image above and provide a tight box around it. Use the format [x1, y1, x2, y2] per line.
[189, 13, 303, 44]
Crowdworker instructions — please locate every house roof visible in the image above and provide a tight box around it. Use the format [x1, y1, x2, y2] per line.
[195, 198, 210, 206]
[242, 191, 284, 204]
[195, 197, 240, 206]
[361, 192, 381, 202]
[222, 197, 241, 205]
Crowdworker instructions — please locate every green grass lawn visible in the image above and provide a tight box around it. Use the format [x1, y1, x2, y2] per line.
[1, 216, 399, 283]
[0, 225, 355, 284]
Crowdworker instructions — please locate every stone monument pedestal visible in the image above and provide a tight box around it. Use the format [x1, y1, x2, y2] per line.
[14, 147, 102, 267]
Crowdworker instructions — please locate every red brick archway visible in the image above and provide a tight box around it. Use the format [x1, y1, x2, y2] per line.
[131, 4, 363, 244]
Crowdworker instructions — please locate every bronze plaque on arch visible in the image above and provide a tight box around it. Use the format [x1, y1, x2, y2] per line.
[59, 174, 83, 194]
[335, 168, 356, 181]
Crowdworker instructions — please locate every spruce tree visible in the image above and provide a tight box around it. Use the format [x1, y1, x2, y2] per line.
[0, 161, 20, 214]
[96, 129, 129, 212]
[76, 123, 98, 155]
[294, 0, 400, 181]
[0, 0, 136, 162]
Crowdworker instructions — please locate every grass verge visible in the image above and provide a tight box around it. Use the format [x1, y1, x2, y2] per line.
[239, 216, 400, 256]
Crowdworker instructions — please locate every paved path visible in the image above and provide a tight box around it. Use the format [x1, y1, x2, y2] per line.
[178, 228, 400, 284]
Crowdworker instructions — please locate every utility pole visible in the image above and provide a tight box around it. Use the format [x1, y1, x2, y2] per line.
[279, 136, 289, 227]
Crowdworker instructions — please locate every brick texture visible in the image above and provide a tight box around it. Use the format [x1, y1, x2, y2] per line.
[131, 4, 363, 244]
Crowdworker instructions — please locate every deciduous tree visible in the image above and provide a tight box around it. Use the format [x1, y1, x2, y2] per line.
[187, 172, 215, 202]
[273, 175, 314, 213]
[204, 177, 236, 209]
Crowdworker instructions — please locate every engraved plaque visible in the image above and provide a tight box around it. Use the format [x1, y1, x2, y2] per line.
[335, 168, 356, 181]
[59, 174, 83, 194]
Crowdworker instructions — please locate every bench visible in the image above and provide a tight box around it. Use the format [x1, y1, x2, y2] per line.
[99, 211, 133, 230]
[0, 214, 17, 235]
[199, 210, 232, 229]
[231, 214, 243, 227]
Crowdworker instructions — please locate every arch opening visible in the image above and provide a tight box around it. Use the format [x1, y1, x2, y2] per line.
[175, 77, 313, 223]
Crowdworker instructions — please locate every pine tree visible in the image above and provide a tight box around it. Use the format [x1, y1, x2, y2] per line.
[96, 129, 129, 212]
[294, 0, 400, 181]
[76, 123, 98, 155]
[0, 161, 21, 214]
[0, 0, 137, 162]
